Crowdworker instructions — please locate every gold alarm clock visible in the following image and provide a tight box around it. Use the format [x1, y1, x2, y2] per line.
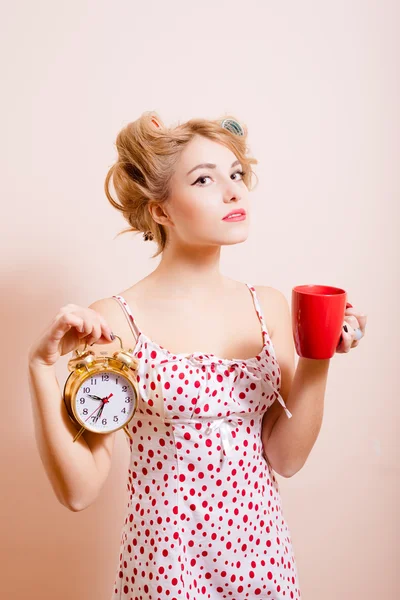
[63, 335, 139, 443]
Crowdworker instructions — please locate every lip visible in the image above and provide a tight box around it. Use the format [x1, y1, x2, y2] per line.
[222, 208, 247, 221]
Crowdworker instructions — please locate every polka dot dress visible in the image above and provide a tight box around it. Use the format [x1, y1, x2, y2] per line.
[110, 283, 301, 599]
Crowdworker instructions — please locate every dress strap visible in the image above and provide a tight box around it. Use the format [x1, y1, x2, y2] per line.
[111, 295, 140, 343]
[245, 283, 292, 419]
[245, 283, 270, 346]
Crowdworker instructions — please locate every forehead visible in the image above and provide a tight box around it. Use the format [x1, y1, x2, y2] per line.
[176, 135, 237, 173]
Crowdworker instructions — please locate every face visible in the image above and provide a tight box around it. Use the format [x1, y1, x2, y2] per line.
[151, 135, 251, 247]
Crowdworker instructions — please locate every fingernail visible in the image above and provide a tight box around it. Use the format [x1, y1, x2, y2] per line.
[343, 325, 348, 332]
[110, 332, 115, 340]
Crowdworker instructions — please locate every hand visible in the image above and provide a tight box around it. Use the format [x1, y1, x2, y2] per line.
[28, 304, 114, 368]
[335, 302, 368, 354]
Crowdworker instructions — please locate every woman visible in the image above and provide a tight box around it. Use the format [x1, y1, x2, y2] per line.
[28, 111, 367, 599]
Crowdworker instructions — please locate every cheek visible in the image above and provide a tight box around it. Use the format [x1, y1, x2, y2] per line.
[173, 195, 214, 224]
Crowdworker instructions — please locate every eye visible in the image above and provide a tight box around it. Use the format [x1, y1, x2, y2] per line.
[193, 175, 212, 186]
[232, 169, 246, 181]
[192, 169, 246, 186]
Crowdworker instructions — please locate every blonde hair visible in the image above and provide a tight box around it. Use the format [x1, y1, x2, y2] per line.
[104, 111, 258, 258]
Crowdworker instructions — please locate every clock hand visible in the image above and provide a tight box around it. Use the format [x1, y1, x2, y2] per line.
[85, 403, 104, 423]
[94, 394, 113, 423]
[87, 393, 113, 403]
[95, 402, 106, 422]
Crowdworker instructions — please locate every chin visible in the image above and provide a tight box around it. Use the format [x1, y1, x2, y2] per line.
[220, 231, 249, 246]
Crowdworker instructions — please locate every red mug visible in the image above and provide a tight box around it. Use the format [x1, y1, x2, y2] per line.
[292, 285, 350, 359]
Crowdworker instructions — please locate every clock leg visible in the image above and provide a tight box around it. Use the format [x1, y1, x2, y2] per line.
[123, 425, 133, 442]
[73, 426, 86, 443]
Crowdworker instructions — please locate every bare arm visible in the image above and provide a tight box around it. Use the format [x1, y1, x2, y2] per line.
[27, 299, 119, 511]
[28, 361, 116, 511]
[267, 356, 329, 477]
[259, 287, 330, 477]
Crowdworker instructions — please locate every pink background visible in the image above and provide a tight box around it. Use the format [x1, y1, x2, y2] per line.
[2, 1, 398, 598]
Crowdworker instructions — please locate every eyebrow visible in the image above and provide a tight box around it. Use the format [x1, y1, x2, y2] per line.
[186, 159, 241, 176]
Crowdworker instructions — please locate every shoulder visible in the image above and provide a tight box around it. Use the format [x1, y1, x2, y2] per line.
[252, 285, 295, 391]
[87, 296, 122, 319]
[252, 285, 290, 338]
[85, 296, 137, 350]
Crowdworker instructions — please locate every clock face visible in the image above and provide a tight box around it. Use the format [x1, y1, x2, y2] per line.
[73, 370, 137, 433]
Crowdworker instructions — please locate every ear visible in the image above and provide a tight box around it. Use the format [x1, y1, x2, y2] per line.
[148, 201, 174, 228]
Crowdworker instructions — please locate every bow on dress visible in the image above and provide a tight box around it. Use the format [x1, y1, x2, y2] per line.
[161, 352, 292, 468]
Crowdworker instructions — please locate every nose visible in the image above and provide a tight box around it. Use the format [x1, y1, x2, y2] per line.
[223, 181, 242, 203]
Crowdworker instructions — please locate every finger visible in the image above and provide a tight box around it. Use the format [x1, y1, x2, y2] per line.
[344, 315, 360, 330]
[339, 322, 353, 353]
[97, 316, 114, 341]
[78, 316, 95, 340]
[345, 321, 362, 348]
[88, 310, 113, 342]
[86, 321, 102, 345]
[87, 321, 115, 345]
[336, 328, 348, 353]
[53, 313, 85, 342]
[47, 313, 86, 357]
[100, 322, 114, 342]
[357, 314, 367, 334]
[344, 307, 367, 333]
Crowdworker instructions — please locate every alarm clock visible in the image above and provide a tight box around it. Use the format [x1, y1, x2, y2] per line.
[63, 335, 139, 443]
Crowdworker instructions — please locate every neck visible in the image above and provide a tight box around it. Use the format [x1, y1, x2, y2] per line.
[147, 242, 229, 297]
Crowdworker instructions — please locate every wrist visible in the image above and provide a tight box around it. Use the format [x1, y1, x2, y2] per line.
[297, 356, 331, 365]
[297, 356, 331, 373]
[28, 357, 57, 371]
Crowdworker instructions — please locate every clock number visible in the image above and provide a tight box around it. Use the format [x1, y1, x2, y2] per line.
[83, 387, 90, 393]
[102, 373, 110, 382]
[79, 397, 85, 404]
[83, 408, 88, 415]
[113, 416, 119, 423]
[122, 385, 128, 392]
[125, 396, 131, 403]
[121, 407, 127, 414]
[102, 418, 107, 426]
[90, 378, 97, 385]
